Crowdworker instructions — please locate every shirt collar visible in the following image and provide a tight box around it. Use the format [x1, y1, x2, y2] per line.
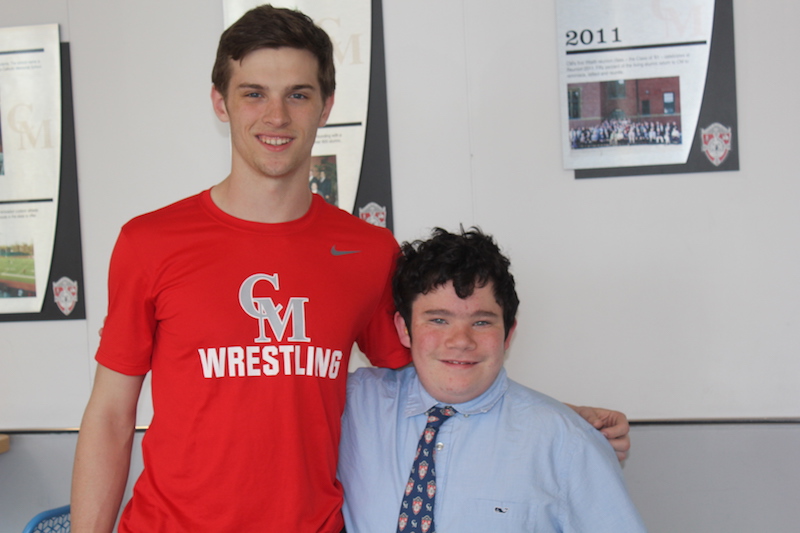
[402, 367, 509, 418]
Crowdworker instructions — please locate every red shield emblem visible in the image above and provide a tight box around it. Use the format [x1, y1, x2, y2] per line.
[700, 122, 732, 166]
[405, 478, 414, 496]
[421, 515, 433, 533]
[427, 480, 436, 498]
[418, 460, 429, 480]
[424, 427, 436, 444]
[52, 276, 78, 316]
[398, 512, 408, 531]
[358, 201, 387, 227]
[412, 496, 423, 515]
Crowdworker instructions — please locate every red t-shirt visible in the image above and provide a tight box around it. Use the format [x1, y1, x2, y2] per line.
[97, 191, 410, 532]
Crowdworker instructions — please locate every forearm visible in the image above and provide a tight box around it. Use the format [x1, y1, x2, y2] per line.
[71, 366, 144, 532]
[71, 406, 136, 532]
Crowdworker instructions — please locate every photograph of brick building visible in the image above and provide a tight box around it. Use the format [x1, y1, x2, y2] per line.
[568, 76, 682, 149]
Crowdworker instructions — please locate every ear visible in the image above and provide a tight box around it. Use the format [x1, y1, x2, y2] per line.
[504, 320, 518, 351]
[211, 85, 230, 123]
[393, 311, 411, 349]
[318, 93, 335, 127]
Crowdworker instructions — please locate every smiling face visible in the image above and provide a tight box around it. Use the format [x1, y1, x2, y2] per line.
[211, 47, 334, 186]
[395, 280, 516, 405]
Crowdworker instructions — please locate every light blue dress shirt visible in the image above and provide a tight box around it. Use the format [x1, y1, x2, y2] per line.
[339, 367, 647, 532]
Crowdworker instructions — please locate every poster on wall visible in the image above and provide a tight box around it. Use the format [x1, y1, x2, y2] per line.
[0, 25, 85, 322]
[555, 0, 739, 179]
[223, 0, 394, 228]
[0, 24, 61, 314]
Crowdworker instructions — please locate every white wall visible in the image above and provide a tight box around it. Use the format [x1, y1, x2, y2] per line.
[0, 0, 230, 428]
[3, 0, 797, 428]
[0, 1, 799, 532]
[381, 0, 800, 420]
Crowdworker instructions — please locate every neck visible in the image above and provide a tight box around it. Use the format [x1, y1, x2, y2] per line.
[210, 175, 313, 223]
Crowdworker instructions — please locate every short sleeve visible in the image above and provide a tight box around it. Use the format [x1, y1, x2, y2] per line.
[355, 242, 411, 369]
[95, 226, 157, 376]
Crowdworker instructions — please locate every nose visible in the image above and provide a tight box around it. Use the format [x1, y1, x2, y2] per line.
[262, 98, 290, 127]
[445, 324, 476, 351]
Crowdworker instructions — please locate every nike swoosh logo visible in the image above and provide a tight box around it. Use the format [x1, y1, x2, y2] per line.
[331, 246, 361, 256]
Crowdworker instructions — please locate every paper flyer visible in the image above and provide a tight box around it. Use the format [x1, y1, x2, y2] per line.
[0, 24, 61, 313]
[555, 0, 738, 176]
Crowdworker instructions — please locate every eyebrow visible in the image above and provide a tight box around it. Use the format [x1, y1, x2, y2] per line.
[420, 309, 501, 319]
[235, 83, 318, 93]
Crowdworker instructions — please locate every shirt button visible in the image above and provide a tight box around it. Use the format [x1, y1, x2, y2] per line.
[435, 442, 444, 451]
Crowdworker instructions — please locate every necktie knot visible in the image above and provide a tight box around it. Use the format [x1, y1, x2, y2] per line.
[425, 406, 456, 429]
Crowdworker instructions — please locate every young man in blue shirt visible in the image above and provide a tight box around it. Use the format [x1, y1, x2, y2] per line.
[339, 228, 647, 532]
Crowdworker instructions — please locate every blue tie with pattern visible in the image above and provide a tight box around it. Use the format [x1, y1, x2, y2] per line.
[396, 405, 456, 533]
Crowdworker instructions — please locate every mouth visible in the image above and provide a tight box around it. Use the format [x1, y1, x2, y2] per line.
[443, 360, 477, 366]
[257, 135, 292, 147]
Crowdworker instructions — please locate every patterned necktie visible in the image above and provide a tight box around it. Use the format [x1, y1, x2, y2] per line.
[397, 405, 456, 533]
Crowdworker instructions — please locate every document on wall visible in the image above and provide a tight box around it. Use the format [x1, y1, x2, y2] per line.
[223, 0, 371, 213]
[0, 24, 61, 313]
[555, 0, 738, 176]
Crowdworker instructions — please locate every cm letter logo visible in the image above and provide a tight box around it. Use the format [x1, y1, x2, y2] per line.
[239, 273, 310, 343]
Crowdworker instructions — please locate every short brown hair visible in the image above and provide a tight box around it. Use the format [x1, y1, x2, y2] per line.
[212, 4, 336, 100]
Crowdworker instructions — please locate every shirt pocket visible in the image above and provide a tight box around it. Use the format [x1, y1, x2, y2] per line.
[460, 498, 539, 531]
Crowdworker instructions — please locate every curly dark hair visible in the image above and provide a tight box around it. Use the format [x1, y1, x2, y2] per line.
[212, 4, 335, 100]
[393, 227, 519, 339]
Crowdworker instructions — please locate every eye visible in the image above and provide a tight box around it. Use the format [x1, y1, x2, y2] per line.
[430, 318, 447, 325]
[289, 92, 308, 100]
[245, 92, 262, 98]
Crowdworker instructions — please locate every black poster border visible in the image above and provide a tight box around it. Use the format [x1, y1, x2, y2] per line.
[353, 0, 394, 231]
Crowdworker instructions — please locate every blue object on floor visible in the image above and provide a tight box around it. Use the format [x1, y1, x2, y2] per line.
[21, 505, 70, 533]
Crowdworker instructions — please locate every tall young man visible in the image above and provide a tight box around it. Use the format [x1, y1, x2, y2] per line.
[72, 5, 630, 532]
[72, 7, 407, 532]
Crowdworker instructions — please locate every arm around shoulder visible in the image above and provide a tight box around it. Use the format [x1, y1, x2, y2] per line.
[565, 403, 631, 462]
[71, 364, 145, 532]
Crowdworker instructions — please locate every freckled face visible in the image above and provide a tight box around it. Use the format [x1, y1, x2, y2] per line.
[395, 281, 515, 405]
[211, 47, 333, 184]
